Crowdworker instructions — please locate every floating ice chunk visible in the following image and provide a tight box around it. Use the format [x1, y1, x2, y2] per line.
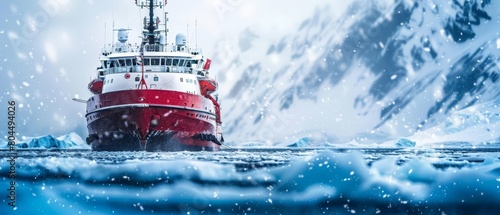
[1, 132, 89, 149]
[396, 138, 416, 147]
[287, 137, 310, 147]
[28, 135, 77, 149]
[57, 132, 87, 148]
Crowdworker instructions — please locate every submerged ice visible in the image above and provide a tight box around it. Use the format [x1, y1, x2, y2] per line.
[1, 150, 499, 214]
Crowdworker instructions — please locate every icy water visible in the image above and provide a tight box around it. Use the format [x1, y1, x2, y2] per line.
[1, 148, 500, 214]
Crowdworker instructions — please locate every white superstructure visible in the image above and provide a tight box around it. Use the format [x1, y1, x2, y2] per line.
[94, 0, 212, 95]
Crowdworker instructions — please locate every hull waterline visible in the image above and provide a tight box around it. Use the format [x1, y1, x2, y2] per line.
[86, 90, 221, 151]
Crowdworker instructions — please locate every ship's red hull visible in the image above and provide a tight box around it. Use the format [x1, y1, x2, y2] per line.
[86, 90, 220, 151]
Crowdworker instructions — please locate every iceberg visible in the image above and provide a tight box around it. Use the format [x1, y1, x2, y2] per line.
[1, 132, 89, 149]
[286, 137, 311, 147]
[277, 133, 337, 148]
[395, 138, 416, 148]
[385, 100, 500, 148]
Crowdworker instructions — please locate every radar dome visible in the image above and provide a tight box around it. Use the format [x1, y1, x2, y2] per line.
[118, 29, 129, 43]
[176, 34, 187, 46]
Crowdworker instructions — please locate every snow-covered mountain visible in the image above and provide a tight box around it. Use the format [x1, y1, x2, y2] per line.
[402, 98, 500, 147]
[215, 0, 500, 145]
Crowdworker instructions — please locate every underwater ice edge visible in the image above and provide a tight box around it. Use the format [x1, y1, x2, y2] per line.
[1, 150, 500, 214]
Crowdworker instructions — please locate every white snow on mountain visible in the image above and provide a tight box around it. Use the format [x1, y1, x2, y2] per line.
[400, 98, 500, 147]
[215, 0, 500, 145]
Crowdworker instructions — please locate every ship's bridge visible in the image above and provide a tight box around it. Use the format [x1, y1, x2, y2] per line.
[100, 52, 205, 75]
[100, 51, 207, 95]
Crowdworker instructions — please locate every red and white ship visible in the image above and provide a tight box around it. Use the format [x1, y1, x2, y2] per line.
[83, 0, 223, 151]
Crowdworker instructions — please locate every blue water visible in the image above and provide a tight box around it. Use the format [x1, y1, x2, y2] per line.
[1, 148, 500, 214]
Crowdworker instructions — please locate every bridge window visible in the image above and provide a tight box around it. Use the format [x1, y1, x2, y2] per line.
[172, 59, 179, 66]
[144, 58, 150, 66]
[166, 58, 172, 66]
[126, 59, 133, 67]
[118, 59, 126, 67]
[151, 58, 160, 66]
[179, 59, 185, 67]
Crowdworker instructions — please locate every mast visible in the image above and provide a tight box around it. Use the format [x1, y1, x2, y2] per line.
[147, 0, 155, 44]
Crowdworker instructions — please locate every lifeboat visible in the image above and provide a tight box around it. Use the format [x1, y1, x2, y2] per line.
[199, 78, 218, 96]
[88, 78, 103, 95]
